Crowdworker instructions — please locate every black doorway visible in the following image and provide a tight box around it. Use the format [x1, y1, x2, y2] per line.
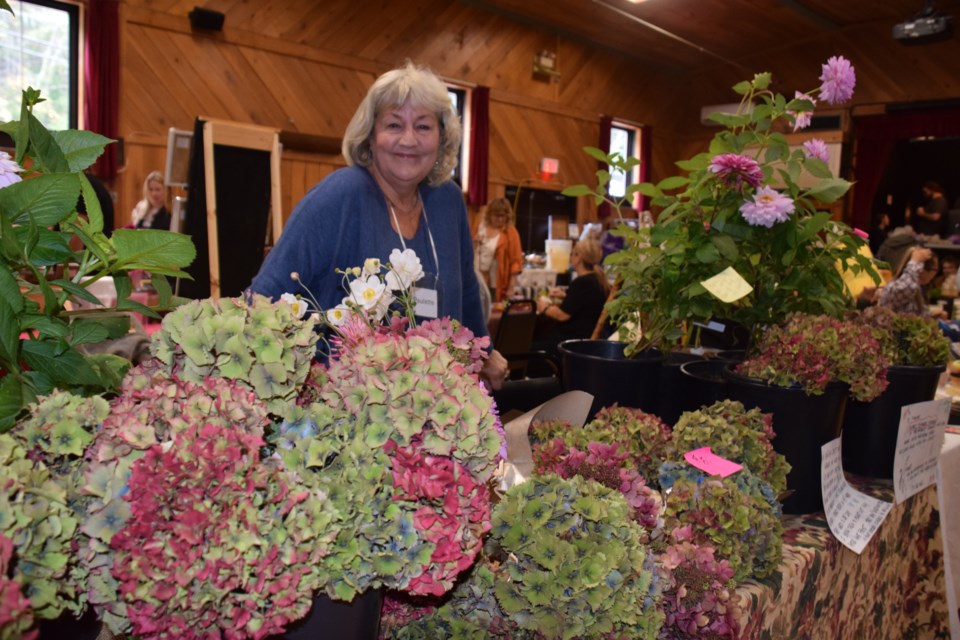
[872, 136, 960, 229]
[504, 185, 578, 255]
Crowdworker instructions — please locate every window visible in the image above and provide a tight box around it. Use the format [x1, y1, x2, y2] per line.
[0, 0, 80, 130]
[447, 85, 469, 188]
[608, 123, 638, 202]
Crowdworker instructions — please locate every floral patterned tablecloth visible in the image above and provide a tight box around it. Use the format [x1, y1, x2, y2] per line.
[735, 482, 950, 639]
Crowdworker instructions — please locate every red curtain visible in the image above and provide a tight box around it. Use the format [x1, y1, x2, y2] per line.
[637, 124, 652, 214]
[84, 0, 120, 180]
[466, 86, 489, 208]
[851, 108, 960, 231]
[597, 115, 613, 219]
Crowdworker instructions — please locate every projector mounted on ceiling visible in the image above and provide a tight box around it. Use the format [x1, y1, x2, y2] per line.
[894, 1, 954, 44]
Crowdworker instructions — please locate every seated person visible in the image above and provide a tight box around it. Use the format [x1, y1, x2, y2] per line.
[531, 236, 611, 359]
[877, 246, 944, 318]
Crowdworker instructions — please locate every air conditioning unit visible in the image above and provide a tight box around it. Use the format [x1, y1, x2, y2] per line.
[700, 102, 753, 126]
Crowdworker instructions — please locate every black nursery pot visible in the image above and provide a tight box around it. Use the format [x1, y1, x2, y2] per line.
[558, 340, 663, 420]
[842, 364, 944, 479]
[679, 359, 731, 414]
[723, 368, 848, 515]
[656, 351, 705, 426]
[277, 590, 383, 640]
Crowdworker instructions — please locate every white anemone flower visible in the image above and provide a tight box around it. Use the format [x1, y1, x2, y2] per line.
[362, 258, 382, 276]
[347, 275, 389, 312]
[279, 293, 308, 319]
[386, 248, 424, 292]
[326, 305, 352, 326]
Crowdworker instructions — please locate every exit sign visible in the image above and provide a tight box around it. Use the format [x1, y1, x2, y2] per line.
[540, 157, 560, 175]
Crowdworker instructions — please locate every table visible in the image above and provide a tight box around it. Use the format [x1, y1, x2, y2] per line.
[938, 431, 960, 637]
[735, 481, 951, 639]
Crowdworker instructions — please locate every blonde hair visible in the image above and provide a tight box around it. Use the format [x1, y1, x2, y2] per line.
[132, 170, 165, 226]
[483, 197, 514, 226]
[575, 236, 611, 296]
[342, 61, 461, 187]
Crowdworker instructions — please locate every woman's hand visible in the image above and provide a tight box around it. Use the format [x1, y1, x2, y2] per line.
[480, 349, 508, 391]
[536, 295, 552, 314]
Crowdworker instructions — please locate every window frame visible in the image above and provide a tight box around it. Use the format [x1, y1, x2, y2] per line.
[1, 0, 81, 130]
[608, 121, 640, 207]
[446, 84, 471, 189]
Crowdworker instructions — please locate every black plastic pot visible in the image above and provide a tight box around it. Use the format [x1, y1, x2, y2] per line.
[679, 359, 731, 415]
[723, 368, 848, 515]
[842, 364, 944, 479]
[657, 351, 705, 426]
[278, 589, 382, 639]
[558, 340, 663, 420]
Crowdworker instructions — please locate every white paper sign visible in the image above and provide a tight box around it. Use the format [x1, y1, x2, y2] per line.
[701, 267, 753, 303]
[821, 438, 893, 554]
[894, 399, 949, 503]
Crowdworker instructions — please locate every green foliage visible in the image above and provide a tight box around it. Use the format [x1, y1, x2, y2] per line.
[486, 474, 663, 640]
[0, 88, 195, 429]
[564, 68, 879, 352]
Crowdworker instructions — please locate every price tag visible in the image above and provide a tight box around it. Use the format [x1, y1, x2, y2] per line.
[684, 446, 743, 477]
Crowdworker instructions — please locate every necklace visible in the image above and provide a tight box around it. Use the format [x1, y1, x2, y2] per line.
[385, 191, 421, 216]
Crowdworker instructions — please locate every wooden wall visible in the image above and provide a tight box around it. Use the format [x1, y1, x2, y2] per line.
[109, 0, 687, 231]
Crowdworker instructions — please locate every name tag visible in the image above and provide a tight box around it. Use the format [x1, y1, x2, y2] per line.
[413, 287, 439, 319]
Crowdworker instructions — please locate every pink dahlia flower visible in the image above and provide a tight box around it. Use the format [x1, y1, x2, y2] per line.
[803, 138, 830, 163]
[0, 151, 23, 188]
[708, 153, 764, 190]
[819, 56, 856, 105]
[789, 91, 817, 132]
[739, 186, 795, 228]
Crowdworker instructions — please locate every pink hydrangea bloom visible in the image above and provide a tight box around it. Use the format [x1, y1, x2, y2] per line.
[739, 186, 795, 228]
[789, 91, 817, 131]
[0, 151, 23, 188]
[708, 153, 764, 190]
[803, 138, 830, 163]
[819, 55, 856, 105]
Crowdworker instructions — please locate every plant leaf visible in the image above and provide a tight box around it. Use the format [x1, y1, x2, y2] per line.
[21, 339, 102, 386]
[111, 229, 196, 272]
[2, 173, 81, 227]
[805, 177, 851, 203]
[69, 319, 110, 346]
[50, 129, 113, 173]
[0, 375, 24, 433]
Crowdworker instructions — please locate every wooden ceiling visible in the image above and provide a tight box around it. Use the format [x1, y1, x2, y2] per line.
[469, 0, 960, 74]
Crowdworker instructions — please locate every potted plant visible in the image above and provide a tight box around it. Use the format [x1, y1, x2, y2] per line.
[560, 56, 878, 416]
[842, 306, 950, 478]
[0, 85, 195, 430]
[725, 312, 889, 513]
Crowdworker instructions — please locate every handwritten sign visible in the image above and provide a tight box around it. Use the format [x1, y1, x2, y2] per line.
[821, 438, 893, 554]
[684, 447, 743, 477]
[701, 267, 753, 303]
[893, 399, 949, 503]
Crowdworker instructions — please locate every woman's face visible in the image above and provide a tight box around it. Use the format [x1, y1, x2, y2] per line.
[370, 101, 440, 194]
[147, 179, 165, 208]
[487, 207, 508, 230]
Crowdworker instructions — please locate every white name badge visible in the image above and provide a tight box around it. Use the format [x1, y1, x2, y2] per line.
[413, 286, 439, 319]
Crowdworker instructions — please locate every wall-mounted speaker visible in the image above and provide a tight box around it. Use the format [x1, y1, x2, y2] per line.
[189, 7, 225, 31]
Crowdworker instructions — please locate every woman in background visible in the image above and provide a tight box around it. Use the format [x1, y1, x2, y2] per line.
[130, 170, 171, 230]
[532, 235, 611, 357]
[472, 197, 523, 302]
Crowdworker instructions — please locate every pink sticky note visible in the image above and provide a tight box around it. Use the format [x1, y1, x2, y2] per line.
[853, 228, 869, 240]
[684, 447, 743, 477]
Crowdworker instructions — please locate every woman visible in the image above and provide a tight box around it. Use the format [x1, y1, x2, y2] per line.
[532, 235, 611, 356]
[878, 246, 944, 317]
[130, 170, 171, 230]
[472, 197, 523, 302]
[249, 62, 506, 388]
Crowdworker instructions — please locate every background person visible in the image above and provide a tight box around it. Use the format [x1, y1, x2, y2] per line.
[907, 180, 948, 238]
[130, 170, 171, 230]
[878, 246, 944, 318]
[248, 61, 506, 389]
[531, 235, 611, 359]
[471, 197, 523, 302]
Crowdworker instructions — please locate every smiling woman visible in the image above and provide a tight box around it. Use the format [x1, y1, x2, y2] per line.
[248, 61, 509, 389]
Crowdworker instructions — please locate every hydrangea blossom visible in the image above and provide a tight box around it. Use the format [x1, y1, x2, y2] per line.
[819, 55, 856, 105]
[739, 186, 795, 228]
[803, 138, 830, 163]
[0, 151, 23, 188]
[707, 153, 764, 190]
[789, 91, 817, 131]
